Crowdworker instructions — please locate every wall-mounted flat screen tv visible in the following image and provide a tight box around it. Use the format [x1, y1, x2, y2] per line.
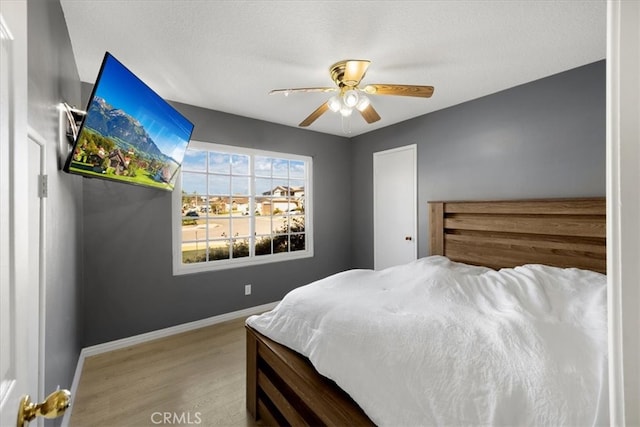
[64, 52, 194, 191]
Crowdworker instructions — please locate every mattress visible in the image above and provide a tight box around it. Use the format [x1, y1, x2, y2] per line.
[246, 256, 609, 426]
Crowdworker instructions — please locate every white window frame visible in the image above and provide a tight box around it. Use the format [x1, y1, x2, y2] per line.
[172, 140, 313, 275]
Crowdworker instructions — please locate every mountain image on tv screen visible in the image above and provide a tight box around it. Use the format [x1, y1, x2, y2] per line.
[65, 52, 194, 191]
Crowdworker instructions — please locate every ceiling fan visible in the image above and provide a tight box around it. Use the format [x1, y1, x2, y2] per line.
[269, 59, 434, 128]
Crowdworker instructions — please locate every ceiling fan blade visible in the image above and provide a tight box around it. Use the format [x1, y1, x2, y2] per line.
[270, 87, 337, 95]
[343, 60, 371, 87]
[358, 104, 381, 124]
[363, 84, 434, 98]
[299, 101, 330, 127]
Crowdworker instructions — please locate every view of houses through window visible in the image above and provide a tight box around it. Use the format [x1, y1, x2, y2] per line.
[175, 141, 312, 271]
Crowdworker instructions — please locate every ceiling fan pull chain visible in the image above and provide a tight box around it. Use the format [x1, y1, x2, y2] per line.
[342, 115, 352, 134]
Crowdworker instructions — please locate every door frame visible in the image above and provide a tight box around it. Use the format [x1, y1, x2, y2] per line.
[606, 0, 640, 424]
[373, 144, 417, 270]
[28, 127, 47, 411]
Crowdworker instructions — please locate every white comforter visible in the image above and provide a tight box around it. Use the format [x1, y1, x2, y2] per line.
[246, 256, 608, 426]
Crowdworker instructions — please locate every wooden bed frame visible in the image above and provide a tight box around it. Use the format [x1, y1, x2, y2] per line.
[246, 197, 606, 426]
[429, 198, 606, 273]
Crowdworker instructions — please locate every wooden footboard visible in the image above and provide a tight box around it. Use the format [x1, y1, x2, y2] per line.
[246, 325, 374, 426]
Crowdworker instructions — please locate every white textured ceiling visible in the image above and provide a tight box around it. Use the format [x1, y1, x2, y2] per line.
[60, 0, 606, 137]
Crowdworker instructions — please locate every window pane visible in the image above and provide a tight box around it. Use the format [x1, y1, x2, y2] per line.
[231, 154, 249, 175]
[290, 234, 306, 252]
[273, 234, 288, 253]
[272, 179, 288, 193]
[255, 156, 271, 177]
[208, 196, 229, 215]
[182, 243, 207, 264]
[300, 197, 307, 213]
[181, 200, 196, 218]
[272, 217, 287, 234]
[195, 195, 210, 212]
[181, 219, 207, 243]
[182, 172, 207, 196]
[209, 175, 230, 195]
[290, 200, 304, 214]
[231, 217, 250, 238]
[209, 152, 230, 174]
[231, 238, 250, 259]
[272, 158, 289, 177]
[261, 197, 274, 216]
[289, 160, 305, 179]
[230, 197, 249, 215]
[255, 197, 267, 216]
[255, 235, 272, 256]
[209, 242, 230, 261]
[289, 216, 305, 233]
[255, 177, 272, 195]
[209, 218, 230, 239]
[182, 150, 207, 172]
[271, 200, 291, 217]
[290, 179, 305, 193]
[240, 197, 254, 216]
[255, 215, 271, 235]
[231, 176, 249, 196]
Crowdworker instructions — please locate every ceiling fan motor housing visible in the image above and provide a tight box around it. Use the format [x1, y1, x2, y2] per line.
[329, 60, 370, 88]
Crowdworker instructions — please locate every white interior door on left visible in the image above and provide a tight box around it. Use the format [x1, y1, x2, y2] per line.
[0, 2, 40, 426]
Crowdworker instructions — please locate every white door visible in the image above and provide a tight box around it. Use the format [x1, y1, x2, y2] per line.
[373, 145, 417, 270]
[0, 4, 51, 427]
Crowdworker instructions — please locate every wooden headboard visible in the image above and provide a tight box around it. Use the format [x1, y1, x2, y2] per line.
[428, 198, 606, 273]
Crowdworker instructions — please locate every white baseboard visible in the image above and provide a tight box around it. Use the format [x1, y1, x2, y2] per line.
[61, 301, 279, 426]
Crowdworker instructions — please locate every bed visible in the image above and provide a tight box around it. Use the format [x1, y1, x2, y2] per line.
[246, 197, 606, 426]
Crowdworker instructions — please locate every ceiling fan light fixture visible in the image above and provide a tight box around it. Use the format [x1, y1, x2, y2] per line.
[328, 95, 341, 112]
[339, 105, 353, 117]
[356, 95, 370, 111]
[342, 89, 359, 108]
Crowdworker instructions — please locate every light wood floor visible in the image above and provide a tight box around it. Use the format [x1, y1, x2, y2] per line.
[69, 317, 259, 427]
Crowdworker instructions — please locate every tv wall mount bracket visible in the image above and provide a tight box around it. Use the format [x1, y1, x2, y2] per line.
[58, 102, 86, 168]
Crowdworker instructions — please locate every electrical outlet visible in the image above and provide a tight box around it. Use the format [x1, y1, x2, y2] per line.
[245, 284, 252, 296]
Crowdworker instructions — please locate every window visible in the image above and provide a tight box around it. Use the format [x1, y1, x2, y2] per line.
[172, 141, 313, 274]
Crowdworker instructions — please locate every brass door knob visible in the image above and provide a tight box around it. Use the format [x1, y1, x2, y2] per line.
[17, 389, 71, 427]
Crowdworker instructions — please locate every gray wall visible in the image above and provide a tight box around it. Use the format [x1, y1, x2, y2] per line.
[350, 61, 606, 268]
[81, 102, 352, 345]
[27, 0, 84, 414]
